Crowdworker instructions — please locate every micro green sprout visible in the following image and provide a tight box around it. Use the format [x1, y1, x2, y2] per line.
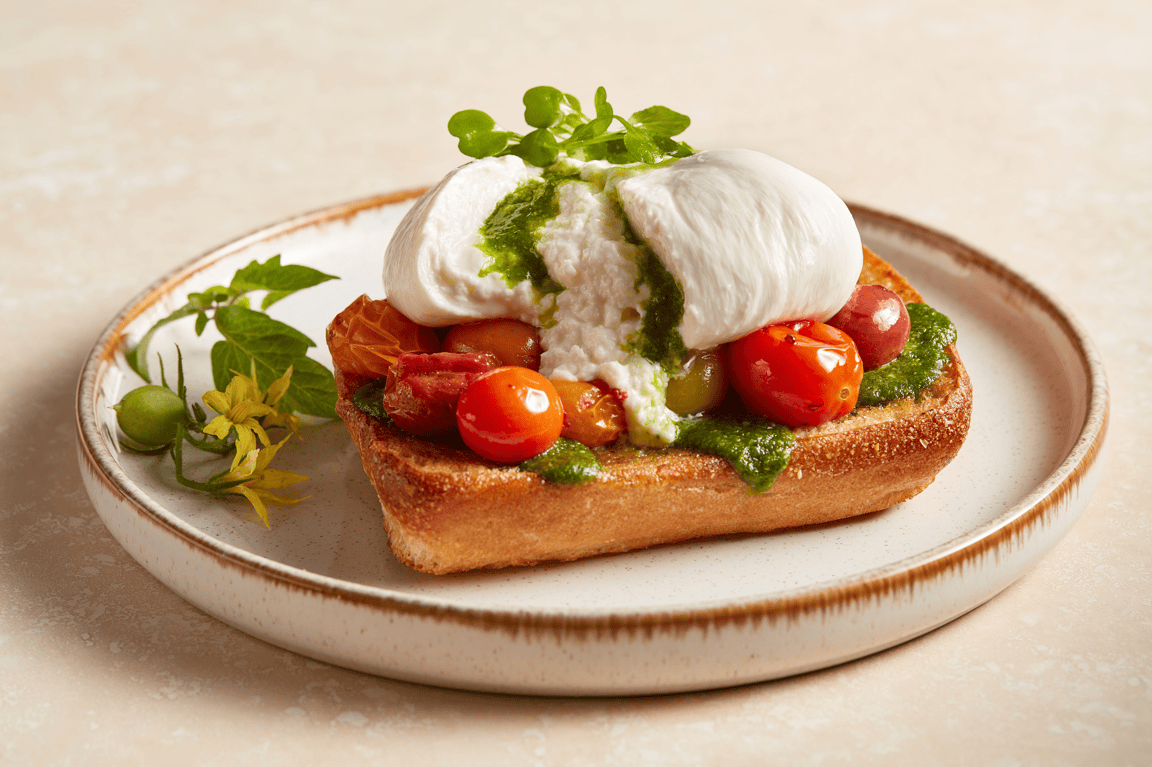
[448, 86, 694, 167]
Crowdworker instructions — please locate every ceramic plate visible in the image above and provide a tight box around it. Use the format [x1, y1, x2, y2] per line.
[76, 192, 1109, 696]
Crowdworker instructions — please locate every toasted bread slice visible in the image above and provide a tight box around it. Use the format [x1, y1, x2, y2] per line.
[333, 249, 972, 574]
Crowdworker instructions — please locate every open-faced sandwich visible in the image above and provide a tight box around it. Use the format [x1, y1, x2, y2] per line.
[327, 87, 972, 574]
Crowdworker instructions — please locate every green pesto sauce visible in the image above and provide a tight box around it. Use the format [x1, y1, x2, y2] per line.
[675, 416, 796, 494]
[857, 302, 957, 407]
[628, 248, 688, 374]
[519, 438, 602, 485]
[353, 378, 392, 424]
[478, 173, 568, 299]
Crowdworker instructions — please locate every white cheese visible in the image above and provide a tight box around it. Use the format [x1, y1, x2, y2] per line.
[615, 148, 862, 350]
[382, 155, 542, 326]
[535, 177, 679, 444]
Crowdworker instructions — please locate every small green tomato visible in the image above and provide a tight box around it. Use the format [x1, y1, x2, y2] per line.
[113, 385, 188, 447]
[666, 348, 729, 416]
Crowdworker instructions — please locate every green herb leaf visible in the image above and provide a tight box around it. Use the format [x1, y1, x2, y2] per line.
[630, 106, 691, 138]
[523, 86, 564, 129]
[515, 128, 561, 167]
[448, 109, 495, 137]
[448, 109, 514, 158]
[229, 255, 338, 309]
[448, 86, 694, 168]
[277, 355, 338, 419]
[623, 130, 660, 164]
[593, 86, 613, 120]
[210, 305, 337, 418]
[211, 305, 312, 386]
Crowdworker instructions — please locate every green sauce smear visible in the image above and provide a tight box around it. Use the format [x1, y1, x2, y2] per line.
[628, 248, 688, 374]
[478, 173, 569, 299]
[675, 416, 796, 494]
[857, 303, 957, 407]
[519, 438, 602, 485]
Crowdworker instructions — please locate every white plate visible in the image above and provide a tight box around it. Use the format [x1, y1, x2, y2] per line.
[76, 192, 1109, 696]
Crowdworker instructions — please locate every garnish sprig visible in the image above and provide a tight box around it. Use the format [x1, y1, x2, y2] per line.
[126, 255, 339, 419]
[448, 86, 694, 168]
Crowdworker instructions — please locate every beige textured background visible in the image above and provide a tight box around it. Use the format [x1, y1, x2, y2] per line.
[2, 1, 1149, 764]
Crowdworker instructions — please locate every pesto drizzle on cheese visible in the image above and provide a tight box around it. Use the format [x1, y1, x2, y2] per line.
[627, 247, 688, 375]
[477, 173, 568, 300]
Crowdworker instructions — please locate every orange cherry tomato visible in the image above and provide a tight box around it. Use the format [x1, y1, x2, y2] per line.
[443, 318, 542, 370]
[550, 379, 626, 447]
[326, 295, 440, 379]
[727, 320, 863, 428]
[456, 367, 563, 463]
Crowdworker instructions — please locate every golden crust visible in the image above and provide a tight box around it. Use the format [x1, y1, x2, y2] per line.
[333, 248, 972, 574]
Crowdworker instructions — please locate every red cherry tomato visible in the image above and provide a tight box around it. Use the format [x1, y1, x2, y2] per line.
[727, 320, 863, 428]
[825, 285, 911, 370]
[326, 295, 440, 379]
[443, 318, 542, 370]
[456, 367, 564, 463]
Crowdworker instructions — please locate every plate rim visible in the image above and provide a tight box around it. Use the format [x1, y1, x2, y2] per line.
[75, 193, 1110, 637]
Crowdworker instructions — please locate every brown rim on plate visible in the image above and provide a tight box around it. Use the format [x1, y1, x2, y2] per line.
[76, 193, 1109, 641]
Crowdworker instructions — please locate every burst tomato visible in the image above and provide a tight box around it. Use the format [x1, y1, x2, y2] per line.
[326, 294, 440, 379]
[549, 379, 626, 447]
[727, 320, 863, 428]
[456, 367, 564, 463]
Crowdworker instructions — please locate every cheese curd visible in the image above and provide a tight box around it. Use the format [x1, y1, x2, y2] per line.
[535, 175, 679, 444]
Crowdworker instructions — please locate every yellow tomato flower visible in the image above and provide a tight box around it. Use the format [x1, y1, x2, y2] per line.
[219, 436, 310, 528]
[202, 372, 275, 466]
[260, 366, 301, 437]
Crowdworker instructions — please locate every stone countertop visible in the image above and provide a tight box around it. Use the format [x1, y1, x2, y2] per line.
[2, 1, 1148, 764]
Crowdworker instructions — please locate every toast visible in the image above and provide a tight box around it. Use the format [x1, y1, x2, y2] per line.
[332, 248, 972, 574]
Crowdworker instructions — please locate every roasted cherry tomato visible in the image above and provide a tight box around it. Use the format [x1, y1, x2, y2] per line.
[665, 347, 728, 415]
[550, 379, 626, 447]
[456, 367, 564, 463]
[326, 294, 440, 379]
[826, 285, 911, 370]
[444, 318, 542, 370]
[383, 352, 499, 437]
[727, 320, 863, 428]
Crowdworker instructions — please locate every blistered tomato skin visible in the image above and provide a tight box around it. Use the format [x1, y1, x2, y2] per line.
[727, 320, 863, 428]
[382, 352, 499, 437]
[550, 379, 627, 447]
[826, 285, 911, 370]
[456, 367, 564, 463]
[326, 294, 440, 379]
[444, 319, 542, 370]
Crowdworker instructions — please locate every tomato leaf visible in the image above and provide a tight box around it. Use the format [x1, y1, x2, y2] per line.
[229, 255, 338, 309]
[210, 305, 336, 418]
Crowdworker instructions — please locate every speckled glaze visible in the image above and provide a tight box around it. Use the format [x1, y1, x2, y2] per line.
[76, 193, 1108, 696]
